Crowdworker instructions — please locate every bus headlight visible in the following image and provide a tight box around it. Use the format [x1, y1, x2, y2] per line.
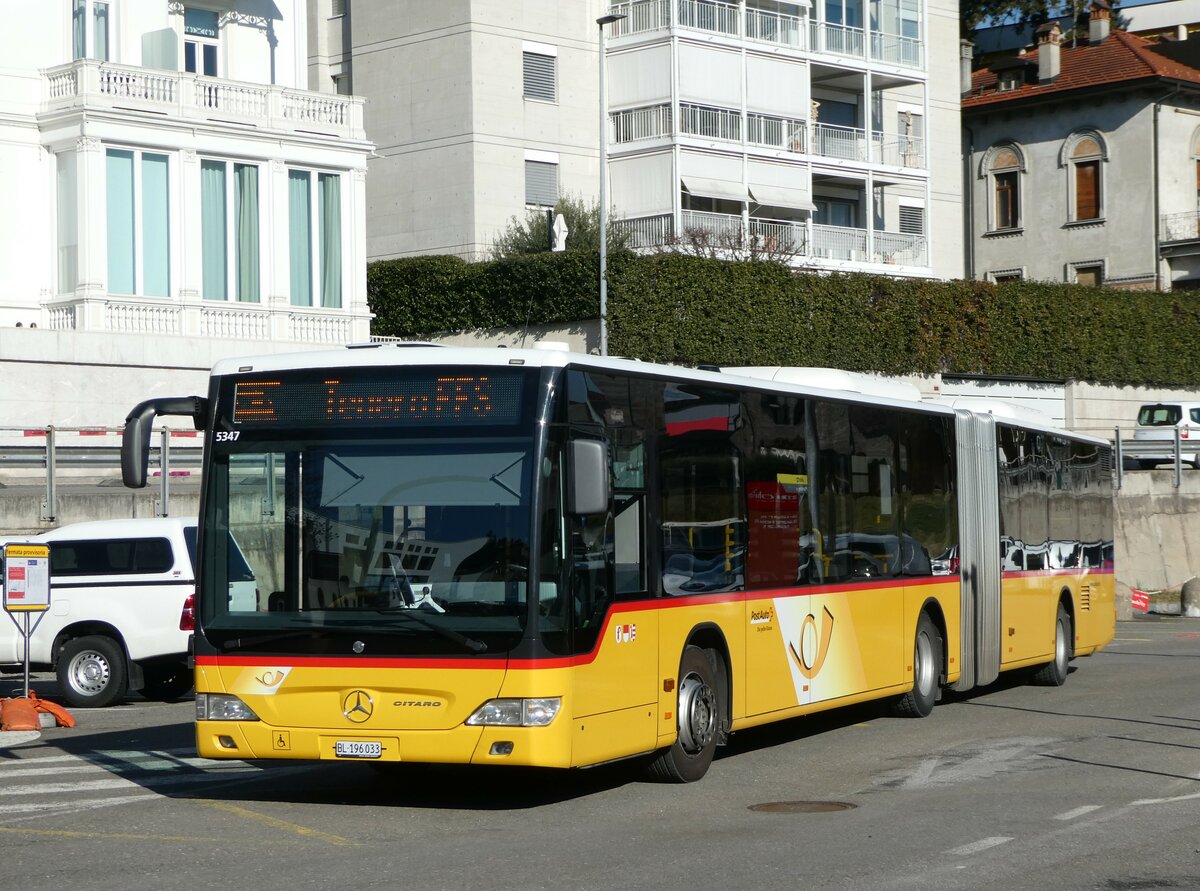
[196, 693, 260, 722]
[466, 697, 561, 727]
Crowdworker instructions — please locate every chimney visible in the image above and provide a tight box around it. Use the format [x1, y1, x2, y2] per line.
[1089, 0, 1112, 44]
[961, 39, 974, 95]
[1036, 22, 1063, 83]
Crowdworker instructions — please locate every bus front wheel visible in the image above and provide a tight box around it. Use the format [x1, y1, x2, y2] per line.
[893, 613, 942, 718]
[648, 646, 721, 783]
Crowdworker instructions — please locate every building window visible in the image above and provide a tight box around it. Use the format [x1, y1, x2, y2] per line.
[288, 170, 342, 308]
[990, 269, 1023, 283]
[57, 153, 79, 294]
[1067, 134, 1104, 222]
[106, 148, 170, 297]
[898, 204, 924, 235]
[73, 0, 110, 61]
[1073, 263, 1102, 287]
[184, 8, 220, 76]
[523, 51, 557, 102]
[525, 160, 558, 207]
[987, 145, 1023, 231]
[201, 160, 260, 302]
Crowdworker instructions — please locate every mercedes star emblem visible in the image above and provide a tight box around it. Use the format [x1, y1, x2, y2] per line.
[342, 690, 374, 723]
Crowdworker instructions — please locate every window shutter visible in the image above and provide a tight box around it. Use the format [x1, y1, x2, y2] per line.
[332, 0, 346, 15]
[1075, 160, 1099, 220]
[525, 160, 558, 206]
[523, 52, 556, 101]
[898, 205, 924, 235]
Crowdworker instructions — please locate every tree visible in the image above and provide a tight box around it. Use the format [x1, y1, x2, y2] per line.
[489, 193, 628, 259]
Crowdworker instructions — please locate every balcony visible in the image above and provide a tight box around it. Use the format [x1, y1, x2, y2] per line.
[617, 211, 927, 267]
[608, 1, 924, 69]
[1161, 212, 1200, 244]
[43, 293, 368, 345]
[42, 59, 367, 142]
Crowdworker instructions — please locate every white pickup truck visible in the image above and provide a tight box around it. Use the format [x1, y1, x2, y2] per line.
[0, 517, 255, 707]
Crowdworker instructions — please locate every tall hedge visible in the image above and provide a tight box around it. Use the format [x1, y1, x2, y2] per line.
[366, 252, 1200, 388]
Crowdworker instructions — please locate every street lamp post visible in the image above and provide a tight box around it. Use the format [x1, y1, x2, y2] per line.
[596, 12, 625, 357]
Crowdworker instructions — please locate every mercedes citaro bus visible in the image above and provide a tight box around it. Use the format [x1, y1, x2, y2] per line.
[121, 345, 1115, 782]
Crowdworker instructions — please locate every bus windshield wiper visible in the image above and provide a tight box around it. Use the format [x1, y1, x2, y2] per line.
[375, 606, 488, 654]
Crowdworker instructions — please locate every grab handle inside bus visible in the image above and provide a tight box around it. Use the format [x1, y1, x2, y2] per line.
[121, 396, 209, 489]
[568, 439, 609, 515]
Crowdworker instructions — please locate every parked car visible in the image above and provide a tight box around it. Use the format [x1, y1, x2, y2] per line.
[1133, 402, 1200, 469]
[0, 517, 256, 707]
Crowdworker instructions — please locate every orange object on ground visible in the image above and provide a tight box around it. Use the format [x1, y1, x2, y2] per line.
[28, 691, 76, 728]
[0, 697, 40, 732]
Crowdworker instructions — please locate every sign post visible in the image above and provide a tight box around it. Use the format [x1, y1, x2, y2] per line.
[3, 543, 52, 698]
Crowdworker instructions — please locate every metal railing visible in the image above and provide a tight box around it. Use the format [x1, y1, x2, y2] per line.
[610, 0, 671, 35]
[745, 7, 805, 47]
[679, 102, 742, 141]
[747, 113, 806, 152]
[613, 214, 675, 248]
[0, 426, 202, 522]
[678, 0, 739, 35]
[611, 103, 673, 143]
[1114, 427, 1200, 489]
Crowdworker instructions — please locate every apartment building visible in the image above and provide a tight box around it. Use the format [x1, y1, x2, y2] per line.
[0, 1, 372, 429]
[318, 0, 963, 279]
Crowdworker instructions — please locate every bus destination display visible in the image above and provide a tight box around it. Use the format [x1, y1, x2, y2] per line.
[232, 371, 523, 426]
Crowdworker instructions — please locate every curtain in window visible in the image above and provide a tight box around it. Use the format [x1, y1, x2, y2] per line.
[106, 149, 135, 295]
[93, 2, 109, 61]
[57, 153, 78, 294]
[288, 170, 312, 306]
[235, 164, 259, 302]
[201, 160, 227, 300]
[318, 173, 342, 308]
[142, 153, 170, 297]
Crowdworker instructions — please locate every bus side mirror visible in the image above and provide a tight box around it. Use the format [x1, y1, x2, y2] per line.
[568, 439, 609, 516]
[121, 396, 209, 489]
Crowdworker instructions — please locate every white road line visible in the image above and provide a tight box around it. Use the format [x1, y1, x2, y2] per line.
[1055, 805, 1102, 821]
[0, 794, 160, 815]
[1, 771, 264, 797]
[945, 837, 1013, 856]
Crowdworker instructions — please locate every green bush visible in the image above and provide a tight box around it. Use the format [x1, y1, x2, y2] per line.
[366, 252, 1200, 387]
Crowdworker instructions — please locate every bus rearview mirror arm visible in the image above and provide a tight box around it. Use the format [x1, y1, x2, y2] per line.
[122, 396, 209, 489]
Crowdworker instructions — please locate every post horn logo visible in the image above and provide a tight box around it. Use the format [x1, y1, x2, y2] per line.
[788, 605, 835, 680]
[342, 690, 374, 724]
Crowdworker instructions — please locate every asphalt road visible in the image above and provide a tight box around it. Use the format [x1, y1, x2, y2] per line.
[1, 616, 1198, 891]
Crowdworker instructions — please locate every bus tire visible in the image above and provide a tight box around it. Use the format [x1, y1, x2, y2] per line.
[893, 613, 941, 718]
[1031, 604, 1071, 686]
[57, 635, 127, 708]
[647, 646, 721, 783]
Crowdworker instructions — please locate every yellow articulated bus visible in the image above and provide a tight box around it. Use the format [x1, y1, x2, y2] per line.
[121, 346, 1115, 782]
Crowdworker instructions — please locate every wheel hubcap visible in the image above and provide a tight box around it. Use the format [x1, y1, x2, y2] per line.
[1056, 618, 1068, 670]
[914, 631, 934, 695]
[677, 671, 717, 754]
[69, 651, 111, 696]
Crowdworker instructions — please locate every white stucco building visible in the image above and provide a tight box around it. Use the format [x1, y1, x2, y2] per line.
[0, 1, 373, 430]
[321, 0, 963, 279]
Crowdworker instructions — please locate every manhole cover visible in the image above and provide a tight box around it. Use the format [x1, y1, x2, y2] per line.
[749, 800, 857, 814]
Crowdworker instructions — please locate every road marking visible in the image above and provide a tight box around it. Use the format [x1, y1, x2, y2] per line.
[945, 837, 1013, 856]
[1054, 805, 1102, 820]
[0, 826, 286, 843]
[1131, 790, 1200, 807]
[191, 799, 362, 847]
[0, 794, 159, 818]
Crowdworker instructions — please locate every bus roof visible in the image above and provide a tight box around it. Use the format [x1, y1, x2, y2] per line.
[208, 342, 1109, 444]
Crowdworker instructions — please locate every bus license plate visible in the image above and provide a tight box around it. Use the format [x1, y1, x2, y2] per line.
[335, 740, 382, 759]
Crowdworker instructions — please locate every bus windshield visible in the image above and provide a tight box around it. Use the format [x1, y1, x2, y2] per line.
[198, 366, 541, 656]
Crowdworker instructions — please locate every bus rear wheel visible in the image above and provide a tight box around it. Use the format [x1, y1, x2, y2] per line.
[893, 613, 941, 718]
[1031, 604, 1071, 686]
[648, 646, 721, 783]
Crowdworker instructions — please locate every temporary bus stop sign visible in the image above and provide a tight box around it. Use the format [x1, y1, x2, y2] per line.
[3, 544, 51, 613]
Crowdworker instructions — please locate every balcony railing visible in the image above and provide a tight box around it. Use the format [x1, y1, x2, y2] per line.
[627, 212, 924, 266]
[878, 135, 925, 168]
[607, 1, 923, 67]
[748, 113, 806, 152]
[43, 293, 368, 344]
[678, 0, 739, 35]
[679, 102, 742, 142]
[745, 7, 805, 48]
[612, 103, 673, 143]
[810, 122, 876, 162]
[42, 59, 367, 141]
[610, 0, 671, 35]
[1160, 212, 1200, 243]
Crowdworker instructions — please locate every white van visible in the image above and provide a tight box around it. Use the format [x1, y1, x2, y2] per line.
[1133, 402, 1200, 469]
[0, 517, 257, 707]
